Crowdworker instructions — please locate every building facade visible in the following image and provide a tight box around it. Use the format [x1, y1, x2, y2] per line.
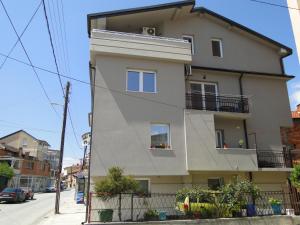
[88, 0, 294, 194]
[46, 149, 60, 186]
[0, 130, 52, 191]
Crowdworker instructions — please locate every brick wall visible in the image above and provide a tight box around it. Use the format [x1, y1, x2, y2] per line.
[20, 159, 50, 177]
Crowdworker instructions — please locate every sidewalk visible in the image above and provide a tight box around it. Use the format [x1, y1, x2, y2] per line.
[37, 189, 86, 225]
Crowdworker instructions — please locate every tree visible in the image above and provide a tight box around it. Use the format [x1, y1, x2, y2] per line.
[95, 167, 139, 221]
[0, 162, 14, 179]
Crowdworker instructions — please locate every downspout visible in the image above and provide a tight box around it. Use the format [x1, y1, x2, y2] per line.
[239, 73, 249, 149]
[85, 62, 96, 223]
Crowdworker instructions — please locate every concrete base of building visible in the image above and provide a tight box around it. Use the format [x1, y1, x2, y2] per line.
[86, 216, 300, 225]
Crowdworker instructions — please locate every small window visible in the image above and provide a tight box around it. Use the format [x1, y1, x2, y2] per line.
[150, 124, 170, 149]
[208, 178, 224, 190]
[215, 130, 224, 148]
[136, 179, 150, 194]
[183, 35, 194, 54]
[127, 70, 156, 93]
[211, 39, 223, 57]
[21, 139, 28, 147]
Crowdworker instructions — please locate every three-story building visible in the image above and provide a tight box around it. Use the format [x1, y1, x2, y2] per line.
[87, 0, 294, 194]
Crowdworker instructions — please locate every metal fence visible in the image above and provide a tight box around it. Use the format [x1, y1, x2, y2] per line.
[89, 191, 298, 223]
[257, 150, 292, 168]
[186, 93, 249, 113]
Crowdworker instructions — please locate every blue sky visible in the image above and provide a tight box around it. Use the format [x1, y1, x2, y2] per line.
[0, 0, 299, 167]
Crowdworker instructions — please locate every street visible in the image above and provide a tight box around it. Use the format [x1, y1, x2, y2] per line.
[0, 190, 75, 225]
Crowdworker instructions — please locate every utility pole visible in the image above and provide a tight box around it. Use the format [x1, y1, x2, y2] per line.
[55, 81, 70, 214]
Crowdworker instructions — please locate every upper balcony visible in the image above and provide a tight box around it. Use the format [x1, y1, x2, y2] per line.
[186, 92, 250, 118]
[90, 29, 192, 63]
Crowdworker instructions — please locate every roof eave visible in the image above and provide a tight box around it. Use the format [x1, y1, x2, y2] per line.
[87, 0, 195, 37]
[192, 7, 292, 56]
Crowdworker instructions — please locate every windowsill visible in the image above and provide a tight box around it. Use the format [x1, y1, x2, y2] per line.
[149, 148, 174, 151]
[217, 147, 256, 151]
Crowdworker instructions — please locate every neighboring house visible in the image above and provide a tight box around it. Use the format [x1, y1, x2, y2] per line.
[281, 104, 300, 165]
[63, 164, 81, 188]
[0, 143, 51, 192]
[87, 0, 294, 194]
[0, 130, 50, 161]
[46, 149, 60, 186]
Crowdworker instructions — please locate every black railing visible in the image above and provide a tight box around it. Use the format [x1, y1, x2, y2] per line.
[257, 150, 292, 168]
[186, 93, 249, 113]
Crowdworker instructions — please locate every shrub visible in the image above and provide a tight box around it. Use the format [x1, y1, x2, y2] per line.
[144, 209, 159, 221]
[176, 187, 216, 203]
[268, 197, 281, 206]
[0, 162, 14, 179]
[290, 165, 300, 189]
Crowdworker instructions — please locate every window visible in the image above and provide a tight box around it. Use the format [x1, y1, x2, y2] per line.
[215, 129, 224, 148]
[208, 178, 224, 190]
[190, 82, 218, 111]
[182, 35, 194, 54]
[127, 70, 156, 93]
[150, 124, 170, 149]
[211, 39, 223, 57]
[25, 161, 34, 170]
[21, 138, 28, 147]
[136, 179, 150, 195]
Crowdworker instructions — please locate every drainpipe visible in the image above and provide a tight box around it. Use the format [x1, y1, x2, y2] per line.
[239, 73, 249, 149]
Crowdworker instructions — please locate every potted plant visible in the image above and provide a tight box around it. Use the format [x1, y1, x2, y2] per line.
[144, 209, 159, 221]
[95, 167, 139, 222]
[269, 198, 282, 215]
[290, 165, 300, 192]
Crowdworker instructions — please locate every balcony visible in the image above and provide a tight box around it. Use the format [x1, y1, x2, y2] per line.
[186, 93, 250, 114]
[90, 29, 192, 63]
[257, 150, 292, 169]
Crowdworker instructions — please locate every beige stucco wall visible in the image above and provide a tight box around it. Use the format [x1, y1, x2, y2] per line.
[91, 54, 187, 177]
[162, 15, 282, 74]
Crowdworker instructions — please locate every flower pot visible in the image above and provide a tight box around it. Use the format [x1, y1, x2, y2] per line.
[98, 209, 113, 222]
[246, 204, 256, 217]
[271, 204, 282, 215]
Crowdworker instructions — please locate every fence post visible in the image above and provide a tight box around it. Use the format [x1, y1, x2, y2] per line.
[131, 193, 134, 221]
[282, 191, 287, 214]
[118, 193, 122, 221]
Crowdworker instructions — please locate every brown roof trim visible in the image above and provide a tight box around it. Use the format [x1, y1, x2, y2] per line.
[191, 65, 295, 79]
[87, 0, 195, 37]
[192, 7, 292, 57]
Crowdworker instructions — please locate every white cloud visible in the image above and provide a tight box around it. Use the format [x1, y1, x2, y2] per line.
[291, 91, 300, 104]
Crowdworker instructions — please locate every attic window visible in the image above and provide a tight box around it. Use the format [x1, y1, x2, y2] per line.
[211, 39, 223, 58]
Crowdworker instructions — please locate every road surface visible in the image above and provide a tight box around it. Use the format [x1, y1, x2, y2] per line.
[0, 190, 73, 225]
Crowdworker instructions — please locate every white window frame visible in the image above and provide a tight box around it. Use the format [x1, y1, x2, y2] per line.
[150, 123, 171, 149]
[182, 35, 194, 55]
[135, 178, 151, 194]
[211, 38, 223, 58]
[215, 129, 224, 148]
[189, 81, 219, 110]
[126, 70, 157, 93]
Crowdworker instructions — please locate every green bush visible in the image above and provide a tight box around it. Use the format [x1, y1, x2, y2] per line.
[176, 187, 216, 203]
[0, 162, 14, 179]
[177, 202, 217, 218]
[290, 165, 300, 189]
[144, 209, 159, 221]
[268, 197, 281, 206]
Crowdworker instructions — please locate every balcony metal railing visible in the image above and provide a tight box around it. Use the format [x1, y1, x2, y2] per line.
[257, 150, 292, 168]
[186, 92, 249, 113]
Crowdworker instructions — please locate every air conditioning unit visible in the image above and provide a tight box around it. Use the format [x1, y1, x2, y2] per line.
[184, 64, 192, 76]
[142, 27, 156, 36]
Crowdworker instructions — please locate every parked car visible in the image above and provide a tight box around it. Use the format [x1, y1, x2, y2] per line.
[21, 187, 34, 200]
[0, 188, 26, 203]
[45, 186, 56, 193]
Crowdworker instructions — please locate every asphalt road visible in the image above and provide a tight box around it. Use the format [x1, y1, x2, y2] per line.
[0, 191, 71, 225]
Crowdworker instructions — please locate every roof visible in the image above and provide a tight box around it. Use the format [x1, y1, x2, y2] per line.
[0, 130, 50, 147]
[87, 0, 292, 56]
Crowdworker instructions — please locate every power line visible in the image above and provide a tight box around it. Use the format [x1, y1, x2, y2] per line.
[42, 0, 82, 150]
[0, 0, 60, 117]
[249, 0, 300, 10]
[0, 0, 43, 70]
[0, 51, 184, 110]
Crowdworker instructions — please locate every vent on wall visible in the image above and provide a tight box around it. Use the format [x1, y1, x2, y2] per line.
[142, 27, 156, 36]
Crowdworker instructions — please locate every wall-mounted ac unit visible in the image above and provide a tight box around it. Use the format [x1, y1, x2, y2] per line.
[142, 27, 156, 36]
